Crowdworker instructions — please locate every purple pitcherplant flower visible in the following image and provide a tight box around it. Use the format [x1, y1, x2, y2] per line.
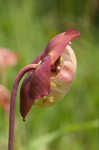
[8, 29, 80, 150]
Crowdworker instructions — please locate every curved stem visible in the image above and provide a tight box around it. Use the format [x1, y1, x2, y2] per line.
[8, 64, 37, 150]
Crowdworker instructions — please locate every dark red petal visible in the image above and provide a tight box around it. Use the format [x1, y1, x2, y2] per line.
[20, 56, 51, 120]
[29, 56, 51, 99]
[43, 29, 80, 64]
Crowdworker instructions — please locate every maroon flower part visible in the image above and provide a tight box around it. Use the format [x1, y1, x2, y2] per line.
[20, 56, 51, 119]
[20, 29, 80, 120]
[8, 29, 80, 150]
[0, 84, 10, 112]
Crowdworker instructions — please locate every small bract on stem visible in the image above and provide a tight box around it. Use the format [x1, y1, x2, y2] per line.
[8, 29, 80, 150]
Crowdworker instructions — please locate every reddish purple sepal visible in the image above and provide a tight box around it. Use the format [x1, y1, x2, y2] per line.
[29, 56, 51, 99]
[20, 56, 51, 120]
[44, 29, 80, 64]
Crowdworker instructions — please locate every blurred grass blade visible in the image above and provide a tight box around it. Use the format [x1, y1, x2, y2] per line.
[28, 120, 99, 150]
[59, 120, 99, 136]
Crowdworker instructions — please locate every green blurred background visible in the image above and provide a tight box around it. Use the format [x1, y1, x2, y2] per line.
[0, 0, 99, 149]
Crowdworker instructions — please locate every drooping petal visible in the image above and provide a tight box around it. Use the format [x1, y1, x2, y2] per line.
[29, 56, 51, 99]
[20, 56, 51, 120]
[20, 73, 33, 120]
[43, 29, 80, 64]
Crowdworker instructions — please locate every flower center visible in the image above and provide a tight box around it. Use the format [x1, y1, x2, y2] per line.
[51, 57, 60, 73]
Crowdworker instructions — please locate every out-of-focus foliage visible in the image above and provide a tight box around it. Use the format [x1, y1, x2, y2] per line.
[0, 0, 99, 150]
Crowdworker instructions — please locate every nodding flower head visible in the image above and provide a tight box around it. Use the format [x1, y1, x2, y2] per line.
[8, 29, 80, 150]
[20, 29, 80, 120]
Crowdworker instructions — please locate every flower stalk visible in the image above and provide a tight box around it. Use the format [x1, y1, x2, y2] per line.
[8, 64, 38, 150]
